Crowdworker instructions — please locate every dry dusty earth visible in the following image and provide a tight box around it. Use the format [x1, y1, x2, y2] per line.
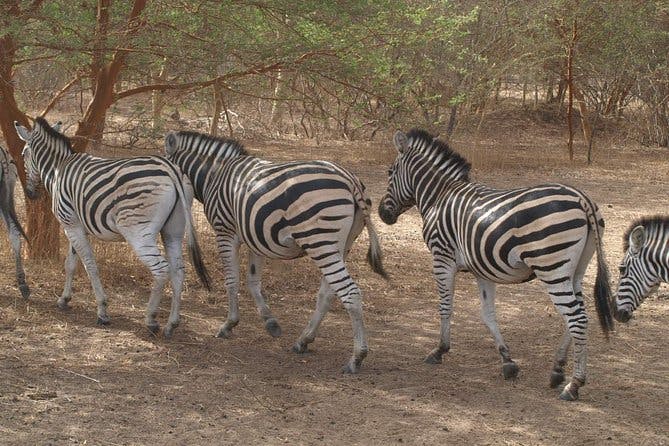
[0, 121, 667, 445]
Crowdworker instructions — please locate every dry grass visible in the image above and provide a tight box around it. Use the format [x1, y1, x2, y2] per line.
[1, 116, 667, 445]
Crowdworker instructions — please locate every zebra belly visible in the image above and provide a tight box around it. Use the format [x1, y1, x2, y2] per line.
[459, 260, 535, 284]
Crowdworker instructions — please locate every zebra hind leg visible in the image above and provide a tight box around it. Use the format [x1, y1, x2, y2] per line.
[124, 233, 170, 335]
[292, 277, 334, 354]
[161, 229, 186, 339]
[546, 281, 588, 401]
[305, 247, 367, 373]
[552, 239, 593, 400]
[476, 277, 519, 380]
[247, 252, 281, 337]
[6, 216, 29, 298]
[550, 330, 572, 388]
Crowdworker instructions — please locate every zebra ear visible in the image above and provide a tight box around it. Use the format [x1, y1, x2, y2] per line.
[14, 122, 31, 142]
[629, 225, 646, 254]
[164, 132, 178, 156]
[393, 130, 409, 153]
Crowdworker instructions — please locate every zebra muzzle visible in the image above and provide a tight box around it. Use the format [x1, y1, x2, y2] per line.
[378, 204, 398, 225]
[614, 308, 632, 323]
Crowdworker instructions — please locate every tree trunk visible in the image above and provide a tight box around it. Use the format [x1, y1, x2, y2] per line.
[0, 33, 60, 259]
[565, 17, 578, 162]
[210, 81, 224, 136]
[572, 84, 593, 160]
[269, 70, 284, 130]
[151, 60, 168, 133]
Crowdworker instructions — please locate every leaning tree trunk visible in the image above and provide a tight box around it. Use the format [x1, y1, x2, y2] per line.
[0, 34, 60, 259]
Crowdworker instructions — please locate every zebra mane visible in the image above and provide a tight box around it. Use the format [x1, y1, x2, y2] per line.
[405, 128, 471, 181]
[35, 117, 73, 153]
[176, 131, 248, 159]
[622, 216, 669, 252]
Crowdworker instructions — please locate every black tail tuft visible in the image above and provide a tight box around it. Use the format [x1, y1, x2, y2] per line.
[367, 245, 389, 280]
[594, 254, 614, 339]
[189, 241, 212, 291]
[0, 175, 28, 242]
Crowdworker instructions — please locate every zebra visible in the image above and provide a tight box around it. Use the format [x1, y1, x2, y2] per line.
[164, 130, 387, 373]
[0, 144, 30, 298]
[14, 117, 211, 337]
[378, 128, 614, 400]
[615, 216, 669, 322]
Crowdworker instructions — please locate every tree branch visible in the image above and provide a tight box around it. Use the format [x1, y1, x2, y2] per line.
[40, 74, 83, 117]
[113, 51, 332, 101]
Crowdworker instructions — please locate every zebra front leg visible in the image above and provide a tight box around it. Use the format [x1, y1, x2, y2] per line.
[292, 278, 334, 353]
[547, 282, 588, 401]
[476, 278, 518, 380]
[425, 258, 456, 364]
[216, 233, 241, 338]
[59, 244, 78, 309]
[7, 219, 29, 298]
[63, 227, 110, 325]
[247, 252, 281, 337]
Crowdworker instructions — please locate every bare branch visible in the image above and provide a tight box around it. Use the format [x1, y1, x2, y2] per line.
[40, 74, 83, 117]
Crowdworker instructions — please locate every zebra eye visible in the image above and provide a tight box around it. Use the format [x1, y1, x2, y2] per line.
[618, 265, 627, 275]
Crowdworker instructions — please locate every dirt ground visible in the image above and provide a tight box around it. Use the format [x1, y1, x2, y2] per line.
[1, 119, 667, 445]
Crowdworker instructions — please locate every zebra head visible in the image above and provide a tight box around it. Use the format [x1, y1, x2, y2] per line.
[15, 119, 63, 200]
[379, 130, 417, 225]
[615, 224, 661, 322]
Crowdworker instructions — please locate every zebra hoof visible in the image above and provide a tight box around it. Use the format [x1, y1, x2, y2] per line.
[559, 383, 579, 401]
[424, 352, 443, 365]
[502, 361, 519, 380]
[265, 319, 282, 338]
[19, 284, 30, 299]
[342, 363, 359, 374]
[342, 358, 363, 374]
[57, 298, 71, 310]
[96, 316, 111, 326]
[216, 328, 233, 339]
[291, 342, 308, 354]
[550, 369, 565, 388]
[147, 323, 160, 335]
[163, 324, 177, 339]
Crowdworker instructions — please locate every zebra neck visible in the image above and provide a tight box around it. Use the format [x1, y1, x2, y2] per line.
[412, 171, 470, 216]
[39, 151, 75, 197]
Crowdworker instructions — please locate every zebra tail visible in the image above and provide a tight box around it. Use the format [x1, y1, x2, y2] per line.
[187, 226, 212, 292]
[594, 239, 614, 338]
[0, 171, 28, 242]
[365, 217, 389, 280]
[584, 199, 614, 338]
[174, 176, 212, 292]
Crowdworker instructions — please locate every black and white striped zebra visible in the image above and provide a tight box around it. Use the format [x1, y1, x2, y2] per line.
[615, 216, 669, 322]
[379, 129, 614, 400]
[15, 117, 210, 336]
[0, 144, 30, 298]
[164, 130, 387, 373]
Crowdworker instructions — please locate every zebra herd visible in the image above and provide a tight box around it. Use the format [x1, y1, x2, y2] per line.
[1, 118, 666, 400]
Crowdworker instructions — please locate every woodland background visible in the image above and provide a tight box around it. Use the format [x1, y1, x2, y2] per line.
[1, 0, 668, 257]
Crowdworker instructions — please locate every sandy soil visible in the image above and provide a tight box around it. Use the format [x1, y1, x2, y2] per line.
[0, 120, 667, 445]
